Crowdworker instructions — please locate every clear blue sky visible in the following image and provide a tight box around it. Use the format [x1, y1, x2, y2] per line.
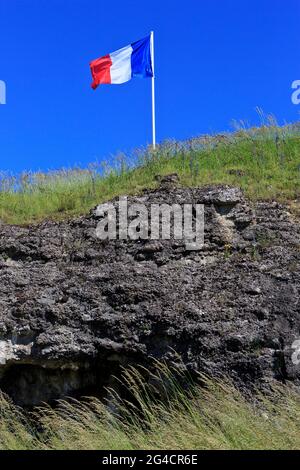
[0, 0, 299, 173]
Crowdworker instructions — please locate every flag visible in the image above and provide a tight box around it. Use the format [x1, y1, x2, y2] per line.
[90, 34, 153, 90]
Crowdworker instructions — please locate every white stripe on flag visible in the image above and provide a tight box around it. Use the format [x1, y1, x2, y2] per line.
[110, 45, 133, 84]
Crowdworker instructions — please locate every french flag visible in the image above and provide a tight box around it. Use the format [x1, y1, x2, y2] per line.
[90, 33, 154, 90]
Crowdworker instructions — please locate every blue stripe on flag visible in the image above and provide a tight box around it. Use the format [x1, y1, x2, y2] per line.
[131, 34, 153, 78]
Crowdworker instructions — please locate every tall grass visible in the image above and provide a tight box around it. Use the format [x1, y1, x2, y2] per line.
[0, 364, 299, 450]
[0, 118, 300, 225]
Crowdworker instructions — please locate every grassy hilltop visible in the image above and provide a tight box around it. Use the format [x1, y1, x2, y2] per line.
[0, 119, 300, 224]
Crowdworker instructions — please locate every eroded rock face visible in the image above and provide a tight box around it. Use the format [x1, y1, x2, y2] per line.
[0, 181, 299, 405]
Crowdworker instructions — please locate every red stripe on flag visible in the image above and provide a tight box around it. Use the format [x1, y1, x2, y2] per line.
[90, 54, 112, 89]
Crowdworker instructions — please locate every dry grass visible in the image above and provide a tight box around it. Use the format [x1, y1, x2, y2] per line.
[0, 364, 299, 450]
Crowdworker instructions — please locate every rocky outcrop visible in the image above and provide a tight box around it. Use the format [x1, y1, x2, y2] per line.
[0, 179, 299, 405]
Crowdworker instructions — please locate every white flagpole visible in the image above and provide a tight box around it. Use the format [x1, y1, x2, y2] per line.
[150, 31, 156, 150]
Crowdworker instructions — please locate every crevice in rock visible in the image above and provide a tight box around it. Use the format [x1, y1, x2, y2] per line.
[0, 357, 126, 407]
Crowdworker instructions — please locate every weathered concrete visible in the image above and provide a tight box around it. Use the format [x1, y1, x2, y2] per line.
[0, 178, 299, 405]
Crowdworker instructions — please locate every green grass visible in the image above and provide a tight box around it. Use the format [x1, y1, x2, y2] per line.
[0, 364, 299, 450]
[1, 119, 300, 225]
